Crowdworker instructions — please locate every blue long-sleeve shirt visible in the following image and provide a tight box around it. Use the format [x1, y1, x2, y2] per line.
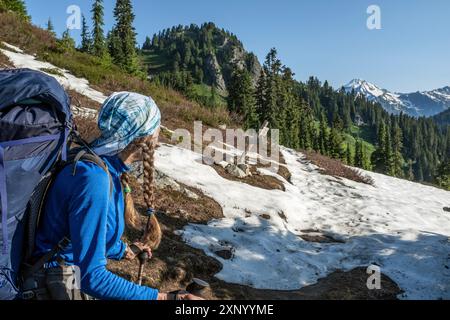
[34, 155, 159, 300]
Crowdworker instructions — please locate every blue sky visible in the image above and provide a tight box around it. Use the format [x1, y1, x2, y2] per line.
[24, 0, 450, 92]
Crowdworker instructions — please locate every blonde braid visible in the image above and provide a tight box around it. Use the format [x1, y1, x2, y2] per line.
[121, 173, 141, 230]
[140, 139, 162, 250]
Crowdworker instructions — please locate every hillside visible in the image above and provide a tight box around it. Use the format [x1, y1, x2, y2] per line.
[140, 23, 261, 99]
[433, 108, 450, 128]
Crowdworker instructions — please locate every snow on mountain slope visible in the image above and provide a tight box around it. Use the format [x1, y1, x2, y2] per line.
[344, 79, 450, 117]
[0, 42, 107, 105]
[157, 143, 450, 300]
[2, 43, 449, 300]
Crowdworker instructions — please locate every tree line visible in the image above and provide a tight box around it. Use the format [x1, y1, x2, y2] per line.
[4, 0, 448, 189]
[46, 0, 140, 74]
[228, 48, 449, 188]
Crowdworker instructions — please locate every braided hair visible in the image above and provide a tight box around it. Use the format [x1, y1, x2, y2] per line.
[121, 137, 162, 250]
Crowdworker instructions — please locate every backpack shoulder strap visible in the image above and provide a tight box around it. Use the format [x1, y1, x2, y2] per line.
[22, 133, 114, 276]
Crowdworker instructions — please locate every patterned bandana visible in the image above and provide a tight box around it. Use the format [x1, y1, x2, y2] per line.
[91, 92, 161, 156]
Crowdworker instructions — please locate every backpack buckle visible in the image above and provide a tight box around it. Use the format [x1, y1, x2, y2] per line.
[58, 237, 70, 250]
[21, 290, 35, 300]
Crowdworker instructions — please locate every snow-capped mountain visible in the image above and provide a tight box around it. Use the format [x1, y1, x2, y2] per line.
[344, 79, 450, 117]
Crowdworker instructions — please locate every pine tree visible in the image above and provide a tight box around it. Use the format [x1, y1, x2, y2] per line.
[142, 36, 152, 50]
[328, 128, 343, 159]
[372, 122, 388, 173]
[228, 65, 259, 129]
[255, 69, 266, 119]
[110, 0, 139, 73]
[346, 143, 353, 166]
[46, 17, 55, 36]
[385, 128, 394, 175]
[391, 124, 404, 177]
[354, 140, 364, 168]
[281, 68, 301, 148]
[91, 0, 106, 57]
[80, 15, 92, 53]
[261, 48, 282, 126]
[319, 111, 329, 155]
[59, 29, 76, 51]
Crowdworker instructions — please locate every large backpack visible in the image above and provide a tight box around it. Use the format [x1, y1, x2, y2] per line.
[0, 68, 74, 300]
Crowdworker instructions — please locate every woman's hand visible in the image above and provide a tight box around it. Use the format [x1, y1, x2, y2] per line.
[124, 242, 152, 261]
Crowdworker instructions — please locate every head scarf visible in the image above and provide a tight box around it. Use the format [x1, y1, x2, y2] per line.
[91, 92, 161, 156]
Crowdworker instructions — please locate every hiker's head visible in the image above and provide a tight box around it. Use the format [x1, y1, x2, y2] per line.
[91, 92, 162, 250]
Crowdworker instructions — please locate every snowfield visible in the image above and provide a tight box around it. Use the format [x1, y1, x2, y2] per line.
[157, 143, 450, 300]
[2, 43, 450, 300]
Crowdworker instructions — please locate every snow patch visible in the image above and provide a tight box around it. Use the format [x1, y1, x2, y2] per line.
[0, 43, 107, 104]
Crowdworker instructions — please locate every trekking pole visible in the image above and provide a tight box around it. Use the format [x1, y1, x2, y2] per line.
[137, 251, 149, 286]
[132, 208, 155, 285]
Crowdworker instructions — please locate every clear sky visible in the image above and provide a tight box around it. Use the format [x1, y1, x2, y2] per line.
[23, 0, 450, 93]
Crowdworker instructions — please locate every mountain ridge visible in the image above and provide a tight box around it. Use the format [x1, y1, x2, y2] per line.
[344, 79, 450, 117]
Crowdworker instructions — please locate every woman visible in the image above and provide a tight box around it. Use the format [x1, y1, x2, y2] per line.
[32, 92, 201, 300]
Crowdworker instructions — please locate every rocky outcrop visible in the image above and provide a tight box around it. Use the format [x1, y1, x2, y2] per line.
[205, 53, 227, 93]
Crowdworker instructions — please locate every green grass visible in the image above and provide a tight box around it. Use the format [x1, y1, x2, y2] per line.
[140, 49, 170, 73]
[190, 83, 227, 107]
[39, 67, 64, 77]
[343, 133, 376, 154]
[348, 125, 376, 144]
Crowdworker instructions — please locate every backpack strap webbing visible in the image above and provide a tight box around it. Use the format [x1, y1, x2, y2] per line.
[22, 237, 70, 279]
[22, 147, 113, 280]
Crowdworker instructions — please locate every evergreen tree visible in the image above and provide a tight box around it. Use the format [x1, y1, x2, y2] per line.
[354, 140, 364, 168]
[391, 123, 404, 177]
[281, 67, 301, 148]
[59, 29, 76, 51]
[80, 14, 92, 53]
[110, 0, 139, 73]
[435, 160, 450, 190]
[208, 84, 217, 108]
[319, 111, 329, 155]
[346, 143, 353, 166]
[46, 17, 55, 36]
[91, 0, 106, 57]
[260, 48, 282, 126]
[255, 69, 266, 118]
[228, 65, 259, 129]
[142, 36, 152, 50]
[328, 128, 343, 159]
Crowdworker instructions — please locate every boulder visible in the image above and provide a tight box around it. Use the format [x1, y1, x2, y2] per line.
[225, 164, 247, 179]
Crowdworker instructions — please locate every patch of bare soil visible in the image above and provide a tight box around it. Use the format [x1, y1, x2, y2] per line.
[67, 89, 102, 111]
[0, 52, 12, 68]
[303, 151, 374, 185]
[298, 229, 345, 244]
[73, 116, 100, 143]
[212, 164, 285, 191]
[211, 267, 402, 300]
